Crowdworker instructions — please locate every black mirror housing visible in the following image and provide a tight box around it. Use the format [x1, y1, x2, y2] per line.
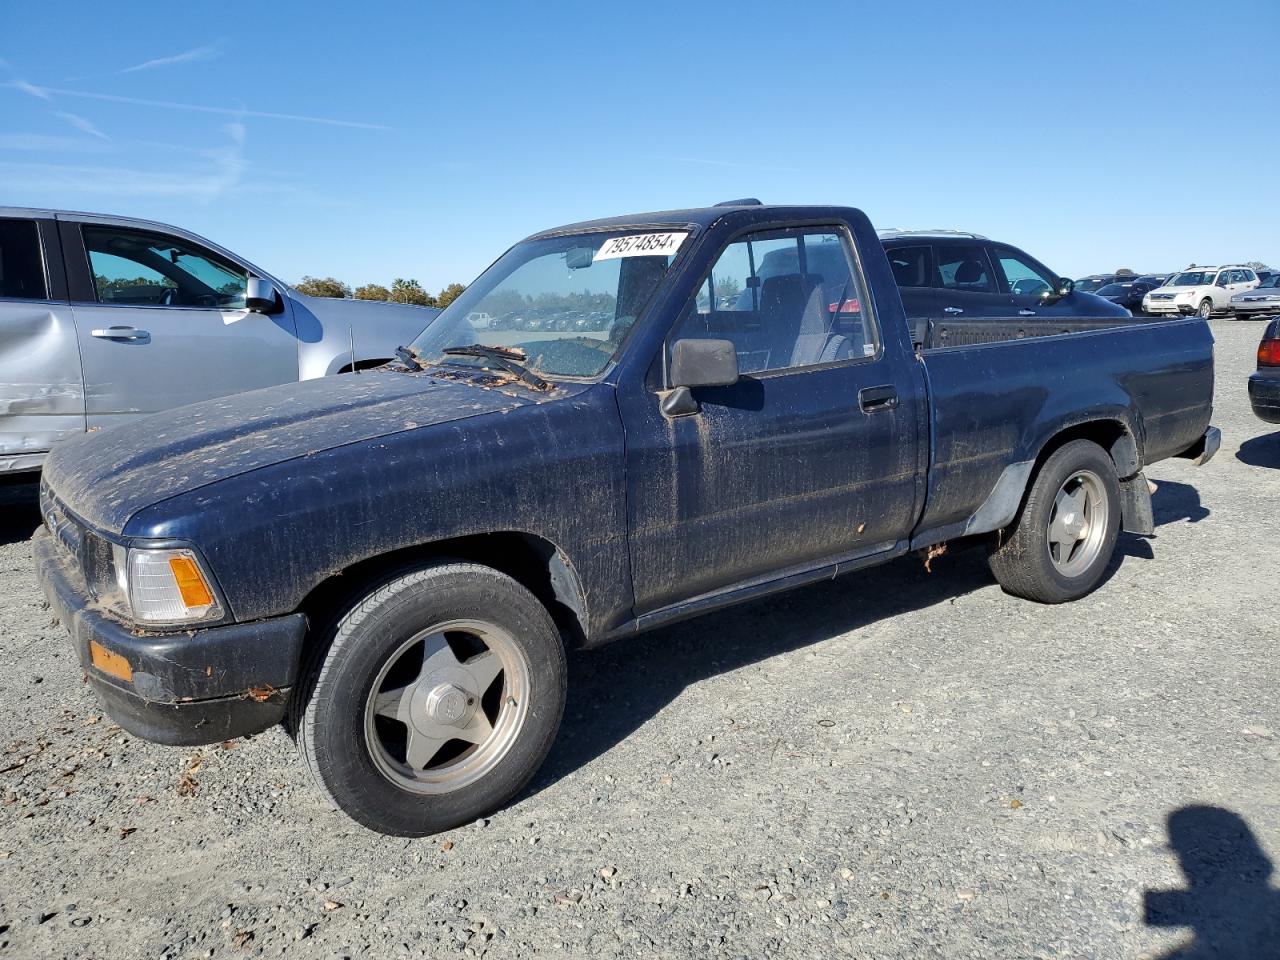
[670, 338, 739, 389]
[1042, 277, 1074, 302]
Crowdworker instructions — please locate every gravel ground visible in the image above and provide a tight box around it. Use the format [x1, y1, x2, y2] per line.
[1, 320, 1277, 960]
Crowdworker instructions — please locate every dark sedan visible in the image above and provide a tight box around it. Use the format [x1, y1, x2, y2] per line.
[1248, 318, 1280, 423]
[1097, 279, 1161, 315]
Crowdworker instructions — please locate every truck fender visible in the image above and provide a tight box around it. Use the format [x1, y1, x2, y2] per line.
[961, 420, 1144, 539]
[961, 460, 1034, 537]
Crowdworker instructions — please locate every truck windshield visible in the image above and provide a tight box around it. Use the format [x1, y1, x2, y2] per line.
[1171, 271, 1215, 286]
[411, 230, 688, 379]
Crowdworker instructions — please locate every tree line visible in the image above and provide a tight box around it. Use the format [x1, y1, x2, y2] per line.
[294, 276, 467, 309]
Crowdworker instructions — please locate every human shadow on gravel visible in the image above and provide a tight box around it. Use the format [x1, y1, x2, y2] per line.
[1236, 433, 1280, 469]
[0, 478, 40, 546]
[1144, 805, 1280, 958]
[533, 479, 1208, 792]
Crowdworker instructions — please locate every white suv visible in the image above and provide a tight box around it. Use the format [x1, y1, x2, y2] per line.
[1143, 266, 1260, 319]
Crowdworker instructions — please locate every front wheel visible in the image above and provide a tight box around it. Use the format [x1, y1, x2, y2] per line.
[988, 440, 1121, 604]
[1197, 298, 1214, 320]
[293, 563, 567, 836]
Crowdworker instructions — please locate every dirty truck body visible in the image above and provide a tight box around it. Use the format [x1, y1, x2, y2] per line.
[34, 203, 1218, 835]
[0, 207, 436, 474]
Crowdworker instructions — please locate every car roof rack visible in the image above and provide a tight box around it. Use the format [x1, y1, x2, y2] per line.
[876, 228, 989, 240]
[713, 198, 763, 206]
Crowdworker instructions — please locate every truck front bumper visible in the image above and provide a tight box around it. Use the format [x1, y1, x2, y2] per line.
[1249, 373, 1280, 423]
[33, 529, 308, 745]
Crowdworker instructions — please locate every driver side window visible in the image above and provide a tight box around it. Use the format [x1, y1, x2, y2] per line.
[994, 248, 1055, 297]
[82, 225, 249, 309]
[672, 226, 878, 376]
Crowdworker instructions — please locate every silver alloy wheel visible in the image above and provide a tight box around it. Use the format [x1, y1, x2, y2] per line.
[1198, 299, 1213, 319]
[363, 619, 530, 795]
[1046, 469, 1110, 578]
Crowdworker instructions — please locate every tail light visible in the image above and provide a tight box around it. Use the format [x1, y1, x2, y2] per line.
[1259, 337, 1280, 367]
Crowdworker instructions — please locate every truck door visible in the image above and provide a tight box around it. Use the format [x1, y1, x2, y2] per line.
[61, 219, 300, 431]
[0, 216, 84, 471]
[619, 223, 923, 616]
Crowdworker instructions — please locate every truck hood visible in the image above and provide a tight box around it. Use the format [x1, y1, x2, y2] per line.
[44, 370, 555, 534]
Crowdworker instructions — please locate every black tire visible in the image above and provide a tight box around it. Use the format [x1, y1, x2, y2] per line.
[987, 440, 1121, 604]
[293, 562, 566, 836]
[1197, 298, 1213, 320]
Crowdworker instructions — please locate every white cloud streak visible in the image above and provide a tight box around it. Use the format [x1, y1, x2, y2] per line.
[0, 132, 113, 152]
[119, 43, 221, 74]
[12, 79, 52, 101]
[1, 83, 390, 130]
[54, 111, 109, 140]
[0, 122, 249, 202]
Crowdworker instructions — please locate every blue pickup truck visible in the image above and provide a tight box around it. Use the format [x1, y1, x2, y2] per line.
[35, 202, 1220, 836]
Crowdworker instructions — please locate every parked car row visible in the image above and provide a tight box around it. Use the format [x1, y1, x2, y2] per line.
[1076, 266, 1278, 320]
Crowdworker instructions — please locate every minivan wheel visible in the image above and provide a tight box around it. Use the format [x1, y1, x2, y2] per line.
[293, 562, 566, 836]
[987, 440, 1121, 604]
[1197, 298, 1213, 319]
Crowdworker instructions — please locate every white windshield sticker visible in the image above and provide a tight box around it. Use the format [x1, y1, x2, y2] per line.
[594, 232, 688, 261]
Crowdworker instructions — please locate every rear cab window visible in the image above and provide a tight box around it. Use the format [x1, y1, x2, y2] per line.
[0, 219, 49, 301]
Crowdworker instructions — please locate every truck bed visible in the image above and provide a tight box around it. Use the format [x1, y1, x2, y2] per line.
[910, 315, 1215, 548]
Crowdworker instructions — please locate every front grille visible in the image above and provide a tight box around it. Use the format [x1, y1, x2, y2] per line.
[1150, 293, 1174, 301]
[39, 486, 120, 604]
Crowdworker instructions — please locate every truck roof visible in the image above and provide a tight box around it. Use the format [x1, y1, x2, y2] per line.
[528, 202, 863, 240]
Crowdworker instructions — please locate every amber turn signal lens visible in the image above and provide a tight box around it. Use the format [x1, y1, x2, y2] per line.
[168, 555, 214, 608]
[1258, 338, 1280, 367]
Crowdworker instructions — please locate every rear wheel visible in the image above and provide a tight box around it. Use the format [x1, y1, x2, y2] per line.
[988, 440, 1120, 604]
[1197, 298, 1213, 319]
[294, 563, 566, 836]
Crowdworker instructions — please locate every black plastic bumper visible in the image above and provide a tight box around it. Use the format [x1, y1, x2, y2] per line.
[1249, 373, 1280, 424]
[33, 529, 308, 745]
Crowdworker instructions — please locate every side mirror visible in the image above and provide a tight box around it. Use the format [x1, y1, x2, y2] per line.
[671, 338, 739, 389]
[1041, 277, 1074, 302]
[246, 277, 281, 313]
[663, 339, 739, 417]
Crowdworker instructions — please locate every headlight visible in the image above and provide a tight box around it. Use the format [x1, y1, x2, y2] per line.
[114, 546, 223, 624]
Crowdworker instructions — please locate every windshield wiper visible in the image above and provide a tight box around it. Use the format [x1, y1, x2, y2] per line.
[441, 344, 550, 392]
[396, 344, 425, 371]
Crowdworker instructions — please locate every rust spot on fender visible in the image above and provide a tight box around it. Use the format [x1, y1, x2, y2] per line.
[245, 684, 277, 702]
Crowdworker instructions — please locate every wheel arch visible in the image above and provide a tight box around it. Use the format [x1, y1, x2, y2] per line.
[296, 530, 590, 651]
[961, 416, 1142, 540]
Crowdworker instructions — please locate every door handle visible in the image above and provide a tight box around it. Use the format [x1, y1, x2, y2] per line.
[90, 326, 149, 341]
[1018, 309, 1037, 317]
[942, 306, 963, 315]
[859, 384, 899, 413]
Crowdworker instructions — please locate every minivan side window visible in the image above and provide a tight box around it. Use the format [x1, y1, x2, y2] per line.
[0, 219, 48, 300]
[82, 225, 249, 308]
[673, 226, 878, 375]
[937, 245, 996, 293]
[887, 245, 932, 287]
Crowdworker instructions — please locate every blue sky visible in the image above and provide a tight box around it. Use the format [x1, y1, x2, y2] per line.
[3, 0, 1277, 289]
